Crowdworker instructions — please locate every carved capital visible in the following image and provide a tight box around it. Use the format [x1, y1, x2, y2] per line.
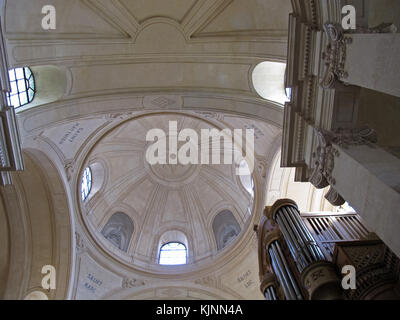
[310, 127, 376, 205]
[310, 128, 340, 188]
[321, 23, 352, 89]
[310, 127, 377, 205]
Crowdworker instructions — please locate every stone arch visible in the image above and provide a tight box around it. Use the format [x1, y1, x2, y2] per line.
[0, 149, 72, 299]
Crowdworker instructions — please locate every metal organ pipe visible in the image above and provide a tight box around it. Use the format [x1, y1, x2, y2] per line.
[274, 205, 325, 272]
[268, 241, 303, 300]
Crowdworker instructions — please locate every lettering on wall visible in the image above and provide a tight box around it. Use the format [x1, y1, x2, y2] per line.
[58, 123, 84, 145]
[84, 273, 103, 294]
[237, 270, 254, 289]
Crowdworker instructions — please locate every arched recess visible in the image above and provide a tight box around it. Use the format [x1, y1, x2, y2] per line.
[0, 150, 72, 300]
[212, 210, 242, 251]
[101, 212, 134, 253]
[15, 65, 71, 113]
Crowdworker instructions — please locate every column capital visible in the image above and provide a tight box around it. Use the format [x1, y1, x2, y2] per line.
[320, 23, 353, 89]
[309, 127, 377, 206]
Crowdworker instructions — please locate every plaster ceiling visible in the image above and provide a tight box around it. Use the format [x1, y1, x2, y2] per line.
[2, 0, 291, 299]
[81, 113, 256, 272]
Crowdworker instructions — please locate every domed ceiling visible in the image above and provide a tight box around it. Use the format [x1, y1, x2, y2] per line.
[80, 112, 255, 272]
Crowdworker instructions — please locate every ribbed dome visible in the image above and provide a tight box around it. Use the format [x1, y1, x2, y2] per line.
[80, 112, 255, 272]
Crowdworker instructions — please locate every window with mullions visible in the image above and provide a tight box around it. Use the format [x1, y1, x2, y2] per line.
[81, 167, 92, 202]
[159, 242, 187, 265]
[7, 67, 35, 108]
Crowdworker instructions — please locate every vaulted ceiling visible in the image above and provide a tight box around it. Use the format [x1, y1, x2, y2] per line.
[4, 0, 291, 115]
[1, 0, 292, 300]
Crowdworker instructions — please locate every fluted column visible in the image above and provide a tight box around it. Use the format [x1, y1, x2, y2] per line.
[268, 199, 343, 300]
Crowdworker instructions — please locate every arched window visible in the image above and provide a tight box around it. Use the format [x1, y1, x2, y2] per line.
[238, 160, 254, 198]
[159, 242, 187, 265]
[81, 167, 92, 202]
[101, 212, 134, 252]
[252, 61, 289, 105]
[7, 67, 35, 108]
[213, 210, 241, 251]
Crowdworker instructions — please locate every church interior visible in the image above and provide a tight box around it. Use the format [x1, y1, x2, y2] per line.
[0, 0, 399, 300]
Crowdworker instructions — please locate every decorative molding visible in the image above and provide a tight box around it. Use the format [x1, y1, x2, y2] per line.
[256, 158, 268, 179]
[143, 95, 183, 110]
[122, 278, 145, 289]
[64, 159, 75, 182]
[331, 127, 378, 148]
[350, 23, 398, 34]
[334, 241, 400, 300]
[195, 275, 218, 287]
[75, 232, 86, 254]
[310, 127, 377, 205]
[320, 23, 352, 89]
[196, 111, 224, 121]
[310, 128, 340, 188]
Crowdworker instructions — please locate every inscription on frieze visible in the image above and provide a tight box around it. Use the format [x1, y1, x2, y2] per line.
[59, 123, 84, 145]
[237, 270, 254, 289]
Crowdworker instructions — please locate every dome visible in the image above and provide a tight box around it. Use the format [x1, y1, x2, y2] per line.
[79, 112, 255, 273]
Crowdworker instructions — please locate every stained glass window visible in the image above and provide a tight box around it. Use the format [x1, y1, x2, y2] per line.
[159, 242, 187, 265]
[7, 67, 35, 108]
[81, 167, 92, 202]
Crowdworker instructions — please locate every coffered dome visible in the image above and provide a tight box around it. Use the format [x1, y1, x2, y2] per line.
[79, 112, 256, 273]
